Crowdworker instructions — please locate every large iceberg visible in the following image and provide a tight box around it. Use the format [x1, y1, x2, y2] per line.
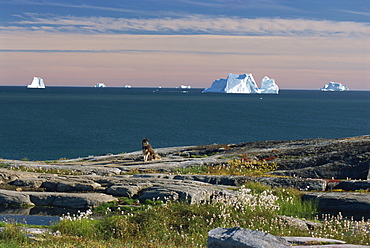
[319, 82, 349, 91]
[27, 77, 45, 89]
[203, 73, 279, 94]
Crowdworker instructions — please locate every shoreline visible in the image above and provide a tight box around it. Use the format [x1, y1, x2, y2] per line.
[0, 135, 369, 218]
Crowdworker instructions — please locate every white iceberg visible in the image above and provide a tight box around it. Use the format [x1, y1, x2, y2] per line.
[178, 85, 191, 89]
[319, 82, 349, 91]
[27, 77, 45, 89]
[260, 76, 279, 94]
[95, 83, 106, 88]
[203, 73, 279, 94]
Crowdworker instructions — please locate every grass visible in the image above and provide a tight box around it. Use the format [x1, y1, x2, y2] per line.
[0, 158, 368, 247]
[0, 162, 83, 176]
[1, 156, 277, 177]
[172, 158, 278, 176]
[0, 182, 368, 247]
[0, 162, 12, 168]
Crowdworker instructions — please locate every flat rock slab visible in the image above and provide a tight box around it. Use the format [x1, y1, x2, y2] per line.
[332, 180, 370, 191]
[105, 175, 232, 204]
[282, 236, 346, 245]
[303, 192, 370, 214]
[254, 177, 327, 191]
[0, 190, 116, 209]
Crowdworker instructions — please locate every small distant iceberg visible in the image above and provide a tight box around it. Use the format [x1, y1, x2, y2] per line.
[319, 82, 349, 91]
[123, 85, 132, 88]
[27, 77, 45, 89]
[203, 73, 279, 94]
[95, 83, 106, 88]
[178, 85, 191, 89]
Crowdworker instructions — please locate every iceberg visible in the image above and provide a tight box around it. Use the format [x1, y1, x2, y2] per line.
[95, 83, 106, 88]
[203, 73, 279, 94]
[260, 76, 279, 94]
[319, 82, 349, 91]
[178, 85, 191, 89]
[202, 78, 227, 93]
[27, 77, 45, 89]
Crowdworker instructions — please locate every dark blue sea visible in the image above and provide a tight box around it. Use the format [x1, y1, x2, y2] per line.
[1, 86, 369, 161]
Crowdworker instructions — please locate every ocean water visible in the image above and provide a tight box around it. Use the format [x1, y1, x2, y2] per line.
[0, 86, 369, 161]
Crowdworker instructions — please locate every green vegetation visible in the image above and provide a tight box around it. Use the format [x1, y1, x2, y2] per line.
[0, 163, 83, 176]
[173, 158, 278, 176]
[2, 156, 278, 177]
[0, 157, 368, 247]
[172, 164, 210, 174]
[0, 162, 12, 169]
[0, 223, 29, 247]
[120, 168, 159, 175]
[187, 152, 218, 158]
[0, 182, 369, 247]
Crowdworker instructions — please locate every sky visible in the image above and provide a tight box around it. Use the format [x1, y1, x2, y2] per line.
[0, 0, 369, 89]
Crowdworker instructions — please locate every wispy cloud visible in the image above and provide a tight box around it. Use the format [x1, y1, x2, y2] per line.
[0, 1, 144, 14]
[338, 9, 370, 17]
[4, 13, 370, 37]
[172, 0, 294, 11]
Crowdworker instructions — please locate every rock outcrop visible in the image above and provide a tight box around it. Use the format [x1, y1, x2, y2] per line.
[303, 192, 370, 217]
[0, 189, 117, 209]
[208, 227, 291, 248]
[208, 227, 369, 248]
[0, 136, 368, 215]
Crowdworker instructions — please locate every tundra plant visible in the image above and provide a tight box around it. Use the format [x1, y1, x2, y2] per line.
[2, 183, 369, 247]
[173, 158, 278, 175]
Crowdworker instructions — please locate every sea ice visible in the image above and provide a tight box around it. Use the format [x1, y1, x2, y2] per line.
[319, 82, 349, 91]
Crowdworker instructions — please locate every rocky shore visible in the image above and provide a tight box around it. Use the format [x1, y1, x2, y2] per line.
[0, 135, 369, 213]
[0, 135, 369, 247]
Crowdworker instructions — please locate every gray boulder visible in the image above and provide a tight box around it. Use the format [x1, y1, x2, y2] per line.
[276, 216, 309, 232]
[208, 227, 291, 248]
